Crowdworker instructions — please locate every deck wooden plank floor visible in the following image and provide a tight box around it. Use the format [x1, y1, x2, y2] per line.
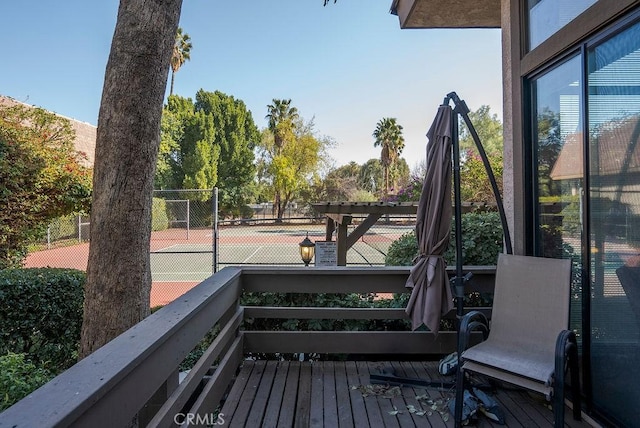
[219, 360, 592, 427]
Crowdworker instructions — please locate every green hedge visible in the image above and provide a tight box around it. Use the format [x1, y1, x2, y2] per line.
[0, 352, 52, 411]
[385, 211, 504, 267]
[384, 211, 503, 326]
[0, 268, 85, 372]
[240, 292, 411, 361]
[151, 197, 170, 231]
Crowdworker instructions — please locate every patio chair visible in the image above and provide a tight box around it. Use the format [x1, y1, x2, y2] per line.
[454, 254, 581, 427]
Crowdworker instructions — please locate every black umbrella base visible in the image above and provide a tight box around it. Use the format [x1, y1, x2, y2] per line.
[369, 366, 455, 391]
[369, 365, 493, 393]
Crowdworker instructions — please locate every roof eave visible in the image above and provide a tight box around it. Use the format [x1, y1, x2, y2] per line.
[391, 0, 501, 29]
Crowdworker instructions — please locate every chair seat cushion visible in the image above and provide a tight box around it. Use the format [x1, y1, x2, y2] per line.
[461, 339, 555, 385]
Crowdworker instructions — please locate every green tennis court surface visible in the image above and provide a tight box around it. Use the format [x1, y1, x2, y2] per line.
[26, 222, 413, 284]
[150, 239, 400, 282]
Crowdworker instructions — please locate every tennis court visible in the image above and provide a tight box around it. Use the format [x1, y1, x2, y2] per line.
[25, 221, 413, 306]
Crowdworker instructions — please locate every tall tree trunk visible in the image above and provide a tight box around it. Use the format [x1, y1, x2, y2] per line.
[384, 166, 389, 199]
[80, 0, 183, 359]
[275, 190, 283, 222]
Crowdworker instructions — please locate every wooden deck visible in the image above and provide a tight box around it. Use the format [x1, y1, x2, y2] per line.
[219, 360, 592, 428]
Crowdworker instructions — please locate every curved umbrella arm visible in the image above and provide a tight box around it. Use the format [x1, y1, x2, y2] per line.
[444, 92, 513, 255]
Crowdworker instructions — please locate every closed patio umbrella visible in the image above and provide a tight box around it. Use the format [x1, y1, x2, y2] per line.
[371, 92, 511, 392]
[405, 105, 455, 333]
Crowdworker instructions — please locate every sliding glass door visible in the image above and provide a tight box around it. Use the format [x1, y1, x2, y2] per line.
[587, 20, 640, 426]
[531, 55, 584, 339]
[529, 17, 640, 426]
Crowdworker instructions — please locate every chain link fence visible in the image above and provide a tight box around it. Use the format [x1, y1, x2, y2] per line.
[33, 214, 90, 250]
[25, 189, 418, 307]
[216, 214, 415, 268]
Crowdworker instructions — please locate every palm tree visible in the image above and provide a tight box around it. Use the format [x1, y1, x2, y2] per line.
[265, 99, 299, 220]
[265, 99, 299, 154]
[169, 27, 192, 96]
[373, 117, 405, 198]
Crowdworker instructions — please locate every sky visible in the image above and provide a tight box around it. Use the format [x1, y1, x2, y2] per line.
[0, 0, 503, 171]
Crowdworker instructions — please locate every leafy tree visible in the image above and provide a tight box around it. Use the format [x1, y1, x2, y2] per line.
[0, 104, 92, 269]
[194, 90, 258, 216]
[459, 105, 503, 156]
[321, 162, 362, 201]
[333, 161, 361, 179]
[257, 114, 328, 219]
[457, 104, 504, 204]
[373, 117, 405, 198]
[391, 157, 411, 194]
[156, 91, 258, 215]
[358, 158, 384, 196]
[80, 0, 182, 359]
[157, 94, 193, 189]
[316, 158, 406, 203]
[169, 27, 192, 96]
[181, 109, 219, 192]
[461, 149, 503, 203]
[536, 107, 563, 197]
[155, 106, 183, 189]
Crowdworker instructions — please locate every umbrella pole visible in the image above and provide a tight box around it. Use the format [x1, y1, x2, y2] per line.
[451, 103, 466, 356]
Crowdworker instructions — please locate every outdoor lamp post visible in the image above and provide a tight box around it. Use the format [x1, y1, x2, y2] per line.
[299, 233, 315, 267]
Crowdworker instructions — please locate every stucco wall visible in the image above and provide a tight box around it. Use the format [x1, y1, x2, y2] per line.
[501, 0, 515, 252]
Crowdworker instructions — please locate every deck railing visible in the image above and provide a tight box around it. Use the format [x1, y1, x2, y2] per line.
[0, 266, 495, 428]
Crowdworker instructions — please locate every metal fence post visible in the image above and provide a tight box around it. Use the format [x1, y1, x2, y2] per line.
[213, 187, 218, 273]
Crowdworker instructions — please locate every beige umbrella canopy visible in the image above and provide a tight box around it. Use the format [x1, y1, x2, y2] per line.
[405, 105, 455, 333]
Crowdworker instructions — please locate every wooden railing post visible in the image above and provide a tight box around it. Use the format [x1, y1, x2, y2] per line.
[138, 370, 179, 426]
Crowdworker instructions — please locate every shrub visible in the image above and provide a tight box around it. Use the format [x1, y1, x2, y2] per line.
[239, 204, 255, 219]
[0, 268, 85, 372]
[385, 211, 504, 267]
[151, 197, 169, 231]
[350, 189, 378, 202]
[240, 292, 412, 360]
[384, 230, 418, 266]
[0, 352, 52, 411]
[460, 151, 503, 203]
[394, 175, 423, 202]
[0, 103, 92, 269]
[447, 211, 504, 266]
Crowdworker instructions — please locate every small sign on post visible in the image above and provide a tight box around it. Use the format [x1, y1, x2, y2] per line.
[314, 241, 337, 267]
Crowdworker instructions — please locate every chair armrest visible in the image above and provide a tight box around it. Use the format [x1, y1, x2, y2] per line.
[554, 329, 577, 378]
[459, 310, 490, 353]
[553, 329, 582, 423]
